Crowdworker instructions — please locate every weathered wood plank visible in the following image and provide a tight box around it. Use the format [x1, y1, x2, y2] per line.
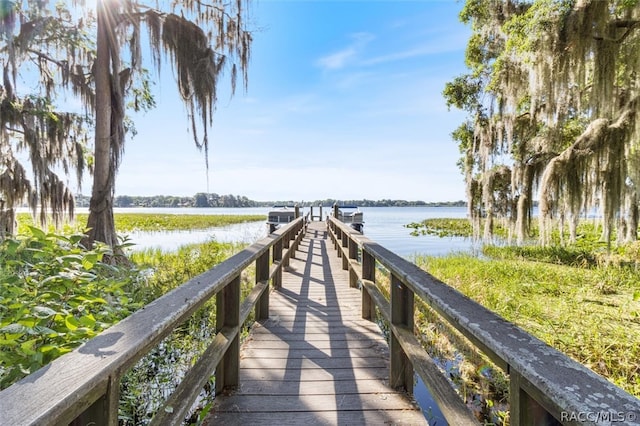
[248, 322, 383, 335]
[241, 332, 386, 342]
[241, 347, 388, 359]
[213, 393, 421, 412]
[236, 356, 388, 369]
[241, 338, 387, 350]
[208, 409, 427, 426]
[236, 378, 392, 394]
[150, 326, 236, 426]
[239, 367, 389, 382]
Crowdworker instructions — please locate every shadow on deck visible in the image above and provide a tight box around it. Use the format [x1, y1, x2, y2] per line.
[206, 222, 426, 425]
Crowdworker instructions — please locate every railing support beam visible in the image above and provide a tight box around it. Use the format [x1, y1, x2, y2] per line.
[362, 251, 376, 321]
[348, 237, 358, 288]
[255, 251, 270, 320]
[273, 239, 283, 289]
[390, 273, 414, 393]
[341, 233, 349, 270]
[71, 375, 119, 426]
[215, 275, 240, 394]
[510, 370, 559, 426]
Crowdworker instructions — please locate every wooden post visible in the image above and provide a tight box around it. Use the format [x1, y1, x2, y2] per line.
[319, 205, 323, 221]
[283, 228, 291, 268]
[510, 371, 557, 426]
[294, 204, 300, 219]
[215, 275, 240, 394]
[390, 273, 414, 393]
[333, 203, 339, 220]
[71, 376, 120, 426]
[362, 250, 376, 320]
[255, 250, 270, 320]
[348, 237, 358, 288]
[293, 219, 303, 252]
[273, 239, 283, 289]
[341, 233, 349, 270]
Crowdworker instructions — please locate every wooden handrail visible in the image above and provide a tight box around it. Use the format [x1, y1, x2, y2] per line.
[327, 216, 640, 426]
[0, 216, 308, 426]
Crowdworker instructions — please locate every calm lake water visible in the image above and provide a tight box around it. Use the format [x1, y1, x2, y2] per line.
[115, 206, 477, 257]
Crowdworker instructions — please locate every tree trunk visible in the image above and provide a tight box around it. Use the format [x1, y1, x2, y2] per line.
[0, 207, 15, 239]
[627, 195, 639, 242]
[515, 163, 535, 245]
[84, 0, 119, 250]
[569, 210, 578, 244]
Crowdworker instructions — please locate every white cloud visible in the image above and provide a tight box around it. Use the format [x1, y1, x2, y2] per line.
[316, 48, 358, 70]
[315, 32, 375, 71]
[362, 39, 465, 67]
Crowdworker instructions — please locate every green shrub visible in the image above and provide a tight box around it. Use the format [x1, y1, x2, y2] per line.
[0, 227, 141, 389]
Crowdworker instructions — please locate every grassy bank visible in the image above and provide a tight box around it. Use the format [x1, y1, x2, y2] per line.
[16, 213, 266, 234]
[407, 217, 640, 399]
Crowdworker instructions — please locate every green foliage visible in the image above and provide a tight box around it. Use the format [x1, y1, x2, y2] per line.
[442, 75, 483, 111]
[16, 213, 265, 235]
[120, 240, 248, 424]
[483, 245, 597, 267]
[0, 218, 250, 421]
[406, 218, 473, 237]
[414, 254, 640, 398]
[0, 227, 140, 389]
[406, 217, 509, 239]
[129, 240, 242, 303]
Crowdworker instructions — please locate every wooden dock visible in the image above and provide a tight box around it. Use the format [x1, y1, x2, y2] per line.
[3, 213, 638, 426]
[207, 222, 427, 425]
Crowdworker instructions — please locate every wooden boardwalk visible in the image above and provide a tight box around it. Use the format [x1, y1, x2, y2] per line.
[207, 222, 427, 425]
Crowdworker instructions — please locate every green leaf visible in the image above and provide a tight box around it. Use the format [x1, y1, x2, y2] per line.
[20, 339, 38, 356]
[33, 325, 58, 336]
[38, 344, 58, 353]
[32, 306, 57, 318]
[82, 253, 98, 270]
[64, 315, 80, 331]
[78, 315, 96, 328]
[0, 323, 29, 334]
[634, 291, 640, 301]
[27, 226, 47, 239]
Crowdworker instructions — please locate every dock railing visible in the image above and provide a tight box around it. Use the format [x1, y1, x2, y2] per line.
[0, 215, 307, 426]
[327, 215, 640, 426]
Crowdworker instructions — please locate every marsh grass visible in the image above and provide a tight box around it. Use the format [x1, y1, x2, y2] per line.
[16, 213, 266, 235]
[412, 255, 640, 398]
[404, 217, 640, 422]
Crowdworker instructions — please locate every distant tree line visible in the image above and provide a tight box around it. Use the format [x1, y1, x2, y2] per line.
[74, 194, 466, 208]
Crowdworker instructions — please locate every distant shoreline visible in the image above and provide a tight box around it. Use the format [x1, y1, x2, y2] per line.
[72, 193, 467, 209]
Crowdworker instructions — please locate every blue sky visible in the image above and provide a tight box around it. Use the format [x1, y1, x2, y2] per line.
[112, 0, 471, 202]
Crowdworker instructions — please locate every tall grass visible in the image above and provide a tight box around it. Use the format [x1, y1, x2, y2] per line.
[16, 213, 266, 234]
[412, 254, 640, 398]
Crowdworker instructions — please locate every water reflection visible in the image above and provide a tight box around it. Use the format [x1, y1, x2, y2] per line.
[122, 206, 478, 257]
[124, 221, 267, 252]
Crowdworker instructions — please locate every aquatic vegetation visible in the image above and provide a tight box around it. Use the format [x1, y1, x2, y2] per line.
[413, 254, 640, 398]
[15, 213, 266, 234]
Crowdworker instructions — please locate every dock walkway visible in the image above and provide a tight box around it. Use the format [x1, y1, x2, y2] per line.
[207, 221, 427, 425]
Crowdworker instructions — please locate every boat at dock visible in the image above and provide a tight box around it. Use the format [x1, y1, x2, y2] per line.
[335, 205, 364, 232]
[267, 205, 299, 233]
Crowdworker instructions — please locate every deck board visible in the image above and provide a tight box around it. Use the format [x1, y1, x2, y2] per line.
[207, 221, 427, 425]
